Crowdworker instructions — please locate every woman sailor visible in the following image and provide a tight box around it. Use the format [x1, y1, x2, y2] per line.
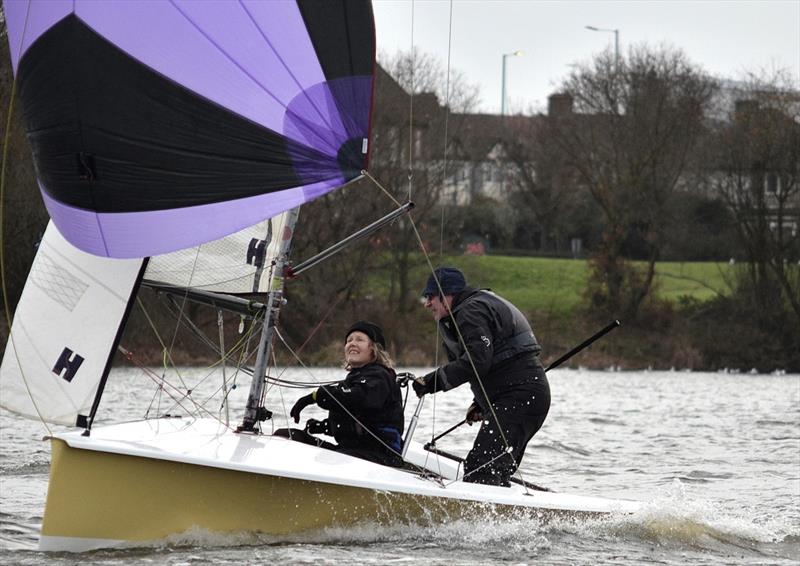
[275, 321, 404, 467]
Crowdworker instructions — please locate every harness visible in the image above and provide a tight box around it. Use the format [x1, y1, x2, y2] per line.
[440, 289, 541, 369]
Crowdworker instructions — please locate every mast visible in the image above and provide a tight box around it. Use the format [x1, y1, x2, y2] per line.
[238, 207, 301, 432]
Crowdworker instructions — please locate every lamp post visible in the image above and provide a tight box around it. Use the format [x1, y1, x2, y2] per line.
[585, 25, 619, 72]
[501, 50, 523, 115]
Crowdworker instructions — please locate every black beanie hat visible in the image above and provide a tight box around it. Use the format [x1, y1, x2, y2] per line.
[345, 320, 386, 348]
[422, 266, 467, 297]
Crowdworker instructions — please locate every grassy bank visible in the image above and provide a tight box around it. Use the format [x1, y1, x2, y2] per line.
[360, 255, 743, 370]
[407, 255, 733, 314]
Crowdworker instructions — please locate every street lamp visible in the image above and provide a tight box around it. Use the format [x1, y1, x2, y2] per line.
[501, 50, 523, 116]
[585, 25, 619, 71]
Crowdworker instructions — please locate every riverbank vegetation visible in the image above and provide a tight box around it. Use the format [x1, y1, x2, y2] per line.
[269, 252, 797, 372]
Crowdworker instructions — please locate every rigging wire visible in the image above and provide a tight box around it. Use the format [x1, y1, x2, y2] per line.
[120, 217, 457, 483]
[406, 0, 415, 202]
[162, 247, 201, 393]
[143, 376, 164, 420]
[148, 297, 265, 414]
[160, 293, 258, 371]
[134, 297, 228, 419]
[439, 0, 454, 262]
[0, 3, 52, 436]
[429, 0, 456, 476]
[363, 169, 523, 489]
[142, 281, 340, 422]
[367, 0, 534, 490]
[123, 307, 448, 480]
[273, 327, 339, 386]
[118, 347, 228, 427]
[145, 297, 356, 434]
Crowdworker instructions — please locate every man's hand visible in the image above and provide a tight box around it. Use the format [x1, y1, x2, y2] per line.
[412, 372, 437, 398]
[290, 393, 315, 423]
[465, 402, 483, 424]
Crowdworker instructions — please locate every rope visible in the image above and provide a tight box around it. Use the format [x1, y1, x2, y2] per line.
[134, 296, 231, 419]
[163, 247, 201, 392]
[118, 346, 230, 428]
[362, 169, 524, 490]
[0, 3, 52, 436]
[160, 293, 258, 373]
[136, 296, 187, 388]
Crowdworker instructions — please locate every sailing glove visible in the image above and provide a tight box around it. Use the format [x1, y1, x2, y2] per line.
[465, 402, 483, 424]
[412, 371, 438, 397]
[290, 393, 315, 423]
[305, 418, 329, 435]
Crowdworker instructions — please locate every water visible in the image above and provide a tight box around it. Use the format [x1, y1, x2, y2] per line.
[1, 368, 798, 565]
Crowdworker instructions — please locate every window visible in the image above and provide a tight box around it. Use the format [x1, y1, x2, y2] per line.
[387, 127, 400, 161]
[766, 173, 779, 194]
[413, 128, 423, 159]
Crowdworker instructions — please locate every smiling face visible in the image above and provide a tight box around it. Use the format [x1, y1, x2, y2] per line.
[423, 293, 453, 321]
[344, 331, 375, 368]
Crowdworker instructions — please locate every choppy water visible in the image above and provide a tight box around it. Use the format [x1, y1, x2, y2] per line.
[1, 368, 798, 565]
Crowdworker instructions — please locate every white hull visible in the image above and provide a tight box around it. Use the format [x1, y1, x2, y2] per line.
[40, 417, 642, 551]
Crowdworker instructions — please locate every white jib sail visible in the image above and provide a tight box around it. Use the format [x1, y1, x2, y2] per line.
[145, 214, 290, 294]
[0, 222, 144, 425]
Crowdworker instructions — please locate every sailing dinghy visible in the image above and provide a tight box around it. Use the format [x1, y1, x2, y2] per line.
[1, 0, 642, 552]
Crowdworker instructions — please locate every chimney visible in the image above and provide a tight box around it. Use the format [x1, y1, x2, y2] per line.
[548, 93, 574, 117]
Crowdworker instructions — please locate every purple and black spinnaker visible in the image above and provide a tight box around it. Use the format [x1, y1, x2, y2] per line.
[3, 0, 376, 258]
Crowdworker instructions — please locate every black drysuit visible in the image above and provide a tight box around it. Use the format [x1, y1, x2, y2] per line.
[424, 288, 550, 486]
[277, 362, 405, 467]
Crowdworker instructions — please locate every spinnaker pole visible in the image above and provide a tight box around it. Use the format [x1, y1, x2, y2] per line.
[238, 207, 301, 432]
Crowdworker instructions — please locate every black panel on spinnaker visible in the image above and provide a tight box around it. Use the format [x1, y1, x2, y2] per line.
[4, 0, 375, 258]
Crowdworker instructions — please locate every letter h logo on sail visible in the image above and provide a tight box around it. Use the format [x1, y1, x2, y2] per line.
[247, 238, 266, 268]
[53, 347, 85, 383]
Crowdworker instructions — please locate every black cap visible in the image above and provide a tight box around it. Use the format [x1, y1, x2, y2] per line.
[422, 266, 467, 297]
[345, 320, 386, 348]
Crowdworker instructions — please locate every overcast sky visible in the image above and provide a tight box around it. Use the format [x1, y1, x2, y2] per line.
[373, 0, 800, 114]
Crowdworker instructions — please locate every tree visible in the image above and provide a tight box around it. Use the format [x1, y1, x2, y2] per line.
[712, 71, 800, 327]
[547, 46, 716, 320]
[502, 111, 598, 254]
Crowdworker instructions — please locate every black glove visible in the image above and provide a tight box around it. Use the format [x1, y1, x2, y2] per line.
[465, 402, 483, 424]
[290, 393, 315, 423]
[305, 418, 329, 435]
[412, 371, 437, 398]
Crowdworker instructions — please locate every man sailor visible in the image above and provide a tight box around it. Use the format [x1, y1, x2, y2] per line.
[413, 267, 550, 486]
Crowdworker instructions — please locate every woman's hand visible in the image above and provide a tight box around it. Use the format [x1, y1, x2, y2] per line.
[290, 393, 315, 423]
